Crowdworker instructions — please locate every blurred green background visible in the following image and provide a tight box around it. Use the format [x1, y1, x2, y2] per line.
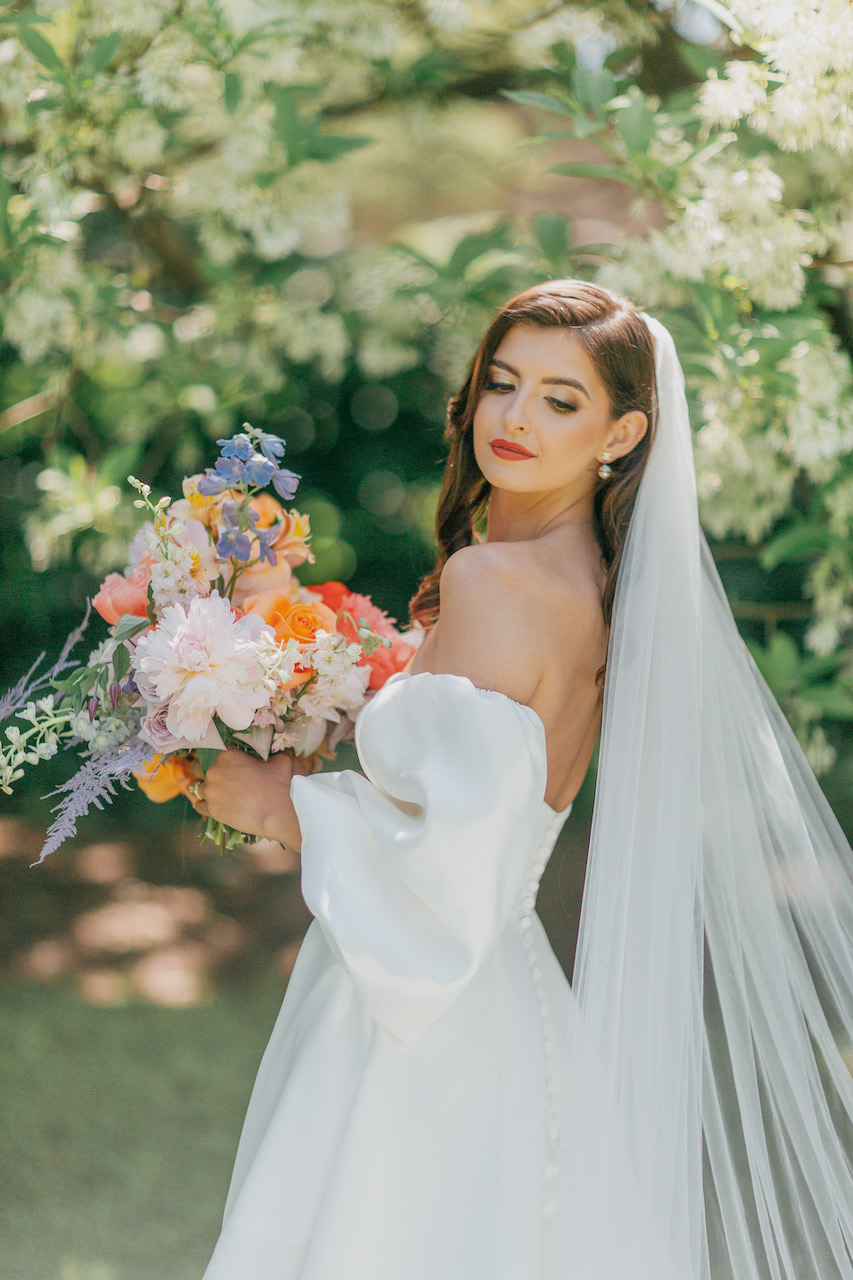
[2, 0, 853, 1275]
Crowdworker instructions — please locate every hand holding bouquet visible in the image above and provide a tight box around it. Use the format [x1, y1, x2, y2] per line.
[1, 425, 420, 859]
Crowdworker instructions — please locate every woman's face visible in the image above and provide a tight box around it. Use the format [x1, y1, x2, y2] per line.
[472, 323, 645, 495]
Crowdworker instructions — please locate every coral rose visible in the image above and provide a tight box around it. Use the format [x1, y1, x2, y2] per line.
[134, 753, 195, 803]
[93, 558, 153, 626]
[361, 635, 417, 690]
[336, 591, 416, 690]
[309, 581, 350, 613]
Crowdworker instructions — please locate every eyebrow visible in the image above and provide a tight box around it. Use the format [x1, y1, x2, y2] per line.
[490, 358, 590, 399]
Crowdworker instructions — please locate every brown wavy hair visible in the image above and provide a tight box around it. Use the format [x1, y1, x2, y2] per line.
[408, 279, 658, 692]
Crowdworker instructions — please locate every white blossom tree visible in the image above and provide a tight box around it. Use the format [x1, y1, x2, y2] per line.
[2, 0, 853, 785]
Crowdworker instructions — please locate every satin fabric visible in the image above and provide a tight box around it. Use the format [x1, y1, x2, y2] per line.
[202, 670, 577, 1279]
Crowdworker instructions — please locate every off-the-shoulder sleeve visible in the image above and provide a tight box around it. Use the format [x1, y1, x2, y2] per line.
[290, 671, 547, 1045]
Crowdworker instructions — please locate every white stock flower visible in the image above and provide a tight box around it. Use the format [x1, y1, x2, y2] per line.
[778, 339, 853, 474]
[699, 63, 767, 129]
[133, 593, 274, 743]
[802, 725, 837, 776]
[699, 0, 853, 154]
[274, 712, 327, 756]
[89, 717, 131, 753]
[113, 110, 168, 169]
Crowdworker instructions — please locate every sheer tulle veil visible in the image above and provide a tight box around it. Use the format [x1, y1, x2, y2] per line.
[550, 313, 853, 1278]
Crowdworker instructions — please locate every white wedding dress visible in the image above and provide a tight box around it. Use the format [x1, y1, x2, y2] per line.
[202, 668, 593, 1278]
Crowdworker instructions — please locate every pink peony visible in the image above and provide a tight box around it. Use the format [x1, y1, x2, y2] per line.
[133, 593, 274, 744]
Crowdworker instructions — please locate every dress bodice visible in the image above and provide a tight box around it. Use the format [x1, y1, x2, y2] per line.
[517, 800, 573, 915]
[292, 668, 562, 1045]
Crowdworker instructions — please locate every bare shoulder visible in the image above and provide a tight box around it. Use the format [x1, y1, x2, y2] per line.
[428, 539, 604, 707]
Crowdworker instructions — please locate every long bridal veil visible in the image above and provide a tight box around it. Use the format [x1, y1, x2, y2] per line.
[552, 313, 853, 1279]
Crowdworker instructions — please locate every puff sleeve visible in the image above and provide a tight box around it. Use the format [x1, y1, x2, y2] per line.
[290, 671, 548, 1045]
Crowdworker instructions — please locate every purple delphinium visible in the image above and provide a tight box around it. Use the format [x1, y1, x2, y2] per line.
[216, 518, 253, 562]
[254, 432, 286, 464]
[243, 455, 276, 488]
[272, 468, 300, 500]
[217, 434, 254, 461]
[254, 524, 279, 565]
[197, 427, 297, 502]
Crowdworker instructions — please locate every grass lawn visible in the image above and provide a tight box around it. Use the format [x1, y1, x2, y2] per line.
[0, 973, 286, 1280]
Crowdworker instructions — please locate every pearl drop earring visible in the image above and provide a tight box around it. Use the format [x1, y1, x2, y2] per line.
[598, 450, 613, 479]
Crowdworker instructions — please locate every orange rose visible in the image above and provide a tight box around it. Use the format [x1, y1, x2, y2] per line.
[242, 592, 337, 690]
[93, 558, 152, 626]
[243, 592, 338, 643]
[133, 753, 195, 803]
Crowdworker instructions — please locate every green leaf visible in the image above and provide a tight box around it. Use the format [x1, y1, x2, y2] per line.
[571, 66, 617, 116]
[403, 48, 457, 88]
[748, 632, 800, 692]
[111, 642, 130, 682]
[603, 45, 642, 73]
[447, 221, 513, 279]
[78, 31, 121, 80]
[533, 212, 571, 262]
[573, 241, 620, 259]
[305, 131, 371, 162]
[802, 685, 853, 721]
[0, 168, 11, 246]
[18, 24, 65, 76]
[196, 747, 223, 774]
[224, 70, 242, 115]
[501, 89, 577, 117]
[759, 523, 828, 570]
[616, 95, 656, 155]
[0, 8, 52, 25]
[111, 613, 151, 643]
[799, 653, 844, 682]
[549, 162, 642, 190]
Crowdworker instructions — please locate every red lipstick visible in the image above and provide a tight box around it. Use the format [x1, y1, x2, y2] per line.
[489, 438, 535, 460]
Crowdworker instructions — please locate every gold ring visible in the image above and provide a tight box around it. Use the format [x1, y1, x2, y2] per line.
[188, 779, 204, 802]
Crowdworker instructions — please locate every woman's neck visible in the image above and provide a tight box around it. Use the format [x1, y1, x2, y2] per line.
[484, 484, 596, 545]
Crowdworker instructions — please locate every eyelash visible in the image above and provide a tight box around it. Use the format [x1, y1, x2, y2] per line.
[483, 379, 577, 414]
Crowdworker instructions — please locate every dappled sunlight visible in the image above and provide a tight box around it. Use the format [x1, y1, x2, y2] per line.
[77, 968, 129, 1006]
[17, 937, 76, 981]
[73, 893, 189, 952]
[2, 816, 312, 1007]
[73, 841, 135, 884]
[0, 816, 38, 860]
[132, 944, 211, 1007]
[247, 837, 300, 874]
[60, 1261, 117, 1280]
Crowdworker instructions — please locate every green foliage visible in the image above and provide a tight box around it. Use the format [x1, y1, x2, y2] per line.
[1, 0, 852, 796]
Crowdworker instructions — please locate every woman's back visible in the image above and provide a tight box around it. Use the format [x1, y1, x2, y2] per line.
[406, 529, 609, 810]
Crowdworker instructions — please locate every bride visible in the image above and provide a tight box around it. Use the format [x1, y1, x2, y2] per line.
[194, 281, 853, 1279]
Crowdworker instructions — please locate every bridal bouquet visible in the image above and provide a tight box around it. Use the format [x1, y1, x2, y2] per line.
[1, 424, 419, 859]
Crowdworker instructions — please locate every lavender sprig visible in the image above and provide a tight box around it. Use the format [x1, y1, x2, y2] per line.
[0, 601, 92, 721]
[32, 734, 152, 866]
